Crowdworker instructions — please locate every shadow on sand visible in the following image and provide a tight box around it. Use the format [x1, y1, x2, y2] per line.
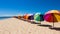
[38, 24, 52, 27]
[49, 27, 60, 31]
[26, 20, 41, 24]
[31, 21, 41, 24]
[14, 18, 60, 31]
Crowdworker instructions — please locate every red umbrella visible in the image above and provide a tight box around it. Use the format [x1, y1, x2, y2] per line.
[44, 10, 60, 28]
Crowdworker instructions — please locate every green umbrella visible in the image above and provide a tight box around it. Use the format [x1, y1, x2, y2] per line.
[34, 13, 41, 23]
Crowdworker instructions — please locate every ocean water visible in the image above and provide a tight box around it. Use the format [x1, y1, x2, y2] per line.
[0, 17, 11, 20]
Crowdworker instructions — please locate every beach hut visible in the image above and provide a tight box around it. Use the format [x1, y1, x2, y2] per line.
[44, 10, 60, 28]
[34, 13, 44, 24]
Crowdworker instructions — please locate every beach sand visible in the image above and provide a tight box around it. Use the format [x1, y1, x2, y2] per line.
[0, 18, 60, 34]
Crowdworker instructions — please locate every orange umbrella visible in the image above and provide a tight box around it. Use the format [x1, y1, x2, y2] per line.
[23, 14, 29, 20]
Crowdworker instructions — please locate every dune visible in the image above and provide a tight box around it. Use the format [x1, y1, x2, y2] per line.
[0, 18, 60, 34]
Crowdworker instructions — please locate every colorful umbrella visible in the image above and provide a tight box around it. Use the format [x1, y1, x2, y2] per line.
[34, 13, 40, 21]
[28, 14, 34, 20]
[44, 10, 60, 28]
[18, 16, 21, 19]
[23, 14, 29, 20]
[40, 15, 44, 21]
[34, 13, 44, 23]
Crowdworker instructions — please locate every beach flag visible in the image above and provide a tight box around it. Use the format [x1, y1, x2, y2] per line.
[44, 10, 60, 28]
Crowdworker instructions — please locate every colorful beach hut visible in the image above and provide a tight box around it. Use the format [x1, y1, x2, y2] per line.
[44, 10, 60, 28]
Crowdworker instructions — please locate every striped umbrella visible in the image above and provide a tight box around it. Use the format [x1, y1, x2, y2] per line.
[44, 10, 60, 28]
[34, 13, 44, 23]
[28, 14, 34, 20]
[23, 14, 29, 20]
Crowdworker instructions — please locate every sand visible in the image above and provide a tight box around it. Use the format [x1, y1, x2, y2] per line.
[0, 18, 60, 34]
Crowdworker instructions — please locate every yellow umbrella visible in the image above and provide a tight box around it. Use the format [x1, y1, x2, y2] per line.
[44, 10, 60, 28]
[54, 13, 60, 22]
[44, 10, 60, 22]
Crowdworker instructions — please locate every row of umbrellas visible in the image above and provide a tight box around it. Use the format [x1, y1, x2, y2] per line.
[22, 10, 60, 28]
[23, 10, 60, 22]
[23, 13, 44, 21]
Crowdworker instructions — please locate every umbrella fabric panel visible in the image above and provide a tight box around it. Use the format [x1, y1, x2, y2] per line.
[23, 14, 27, 19]
[28, 15, 34, 20]
[54, 13, 60, 22]
[40, 15, 44, 21]
[25, 16, 29, 20]
[44, 14, 54, 22]
[34, 14, 40, 21]
[44, 13, 58, 22]
[45, 10, 60, 14]
[23, 14, 29, 20]
[23, 16, 26, 19]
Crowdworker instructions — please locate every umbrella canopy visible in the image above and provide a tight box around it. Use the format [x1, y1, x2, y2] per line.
[34, 13, 41, 21]
[45, 10, 60, 14]
[28, 14, 34, 20]
[34, 13, 44, 21]
[18, 16, 21, 19]
[23, 14, 29, 20]
[40, 15, 44, 21]
[44, 10, 60, 22]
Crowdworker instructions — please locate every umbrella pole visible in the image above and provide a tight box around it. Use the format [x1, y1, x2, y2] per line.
[40, 21, 41, 25]
[52, 14, 54, 28]
[52, 22, 54, 28]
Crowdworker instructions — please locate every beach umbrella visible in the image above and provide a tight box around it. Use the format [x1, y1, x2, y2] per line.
[44, 10, 60, 28]
[34, 13, 44, 23]
[40, 15, 44, 21]
[28, 14, 34, 20]
[34, 13, 40, 21]
[23, 14, 29, 20]
[23, 14, 26, 19]
[18, 16, 21, 19]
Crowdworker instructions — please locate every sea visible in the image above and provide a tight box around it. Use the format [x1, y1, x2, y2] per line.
[0, 16, 12, 20]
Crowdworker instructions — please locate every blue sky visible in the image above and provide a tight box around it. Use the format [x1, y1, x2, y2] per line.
[0, 0, 60, 16]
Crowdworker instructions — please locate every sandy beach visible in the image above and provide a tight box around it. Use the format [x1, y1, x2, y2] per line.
[0, 18, 60, 34]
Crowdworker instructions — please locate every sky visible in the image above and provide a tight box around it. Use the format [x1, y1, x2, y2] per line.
[0, 0, 60, 16]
